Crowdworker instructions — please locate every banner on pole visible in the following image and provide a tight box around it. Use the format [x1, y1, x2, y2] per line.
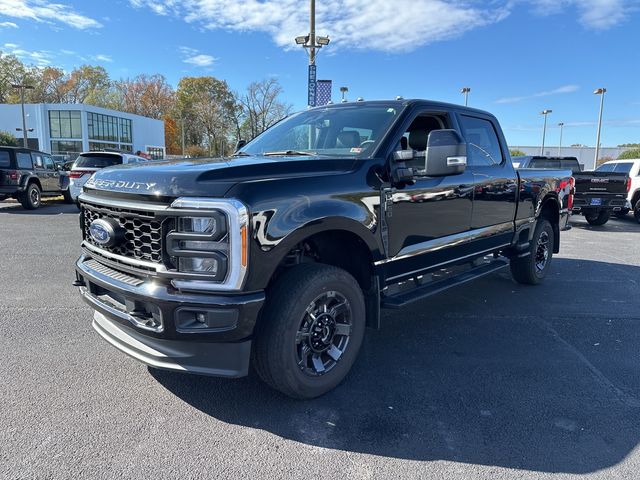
[316, 80, 333, 106]
[308, 65, 317, 107]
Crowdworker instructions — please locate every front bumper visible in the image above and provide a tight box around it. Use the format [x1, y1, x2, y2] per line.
[75, 254, 265, 377]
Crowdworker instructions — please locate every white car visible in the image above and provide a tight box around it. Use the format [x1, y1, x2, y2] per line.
[595, 158, 640, 216]
[69, 152, 149, 202]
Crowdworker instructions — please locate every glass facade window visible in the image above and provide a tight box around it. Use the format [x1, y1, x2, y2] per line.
[51, 140, 82, 155]
[87, 112, 133, 150]
[146, 146, 165, 160]
[49, 110, 82, 139]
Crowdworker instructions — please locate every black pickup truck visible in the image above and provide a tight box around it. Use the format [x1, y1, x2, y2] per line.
[0, 146, 73, 209]
[74, 100, 572, 398]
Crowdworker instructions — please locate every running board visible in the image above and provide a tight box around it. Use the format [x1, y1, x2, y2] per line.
[381, 259, 509, 309]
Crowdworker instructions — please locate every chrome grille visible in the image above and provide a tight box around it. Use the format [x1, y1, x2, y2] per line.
[82, 202, 164, 263]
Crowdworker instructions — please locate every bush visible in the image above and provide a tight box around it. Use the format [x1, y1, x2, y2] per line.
[0, 131, 18, 147]
[509, 149, 526, 157]
[618, 148, 640, 160]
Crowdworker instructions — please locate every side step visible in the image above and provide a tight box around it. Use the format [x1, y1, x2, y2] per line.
[381, 259, 509, 309]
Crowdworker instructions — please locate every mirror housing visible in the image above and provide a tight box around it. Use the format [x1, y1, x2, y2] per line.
[424, 129, 467, 176]
[235, 139, 247, 152]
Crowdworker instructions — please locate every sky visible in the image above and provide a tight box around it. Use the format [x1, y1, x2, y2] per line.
[0, 0, 639, 147]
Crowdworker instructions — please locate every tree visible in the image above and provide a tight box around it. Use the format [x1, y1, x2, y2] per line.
[30, 67, 68, 103]
[63, 65, 111, 105]
[237, 78, 292, 141]
[618, 143, 640, 148]
[163, 115, 181, 155]
[185, 145, 208, 157]
[509, 149, 526, 157]
[0, 131, 18, 146]
[113, 74, 175, 119]
[618, 148, 640, 160]
[597, 156, 614, 166]
[0, 52, 29, 103]
[176, 76, 236, 156]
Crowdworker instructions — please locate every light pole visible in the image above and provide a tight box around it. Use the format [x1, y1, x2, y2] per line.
[593, 88, 606, 165]
[557, 122, 564, 156]
[340, 86, 348, 103]
[11, 83, 34, 148]
[295, 0, 330, 108]
[460, 87, 471, 106]
[540, 109, 552, 155]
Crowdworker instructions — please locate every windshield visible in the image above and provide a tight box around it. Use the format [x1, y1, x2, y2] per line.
[240, 105, 402, 158]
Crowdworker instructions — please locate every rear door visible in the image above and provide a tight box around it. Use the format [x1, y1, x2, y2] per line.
[42, 154, 60, 192]
[457, 113, 518, 249]
[0, 149, 12, 188]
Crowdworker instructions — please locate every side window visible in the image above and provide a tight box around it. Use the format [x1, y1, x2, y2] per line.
[459, 115, 503, 167]
[0, 151, 12, 168]
[43, 155, 55, 170]
[20, 153, 37, 169]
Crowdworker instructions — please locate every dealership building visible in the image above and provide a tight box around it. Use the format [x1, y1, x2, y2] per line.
[0, 103, 165, 160]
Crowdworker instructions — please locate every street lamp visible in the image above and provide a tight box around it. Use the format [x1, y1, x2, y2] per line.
[11, 83, 34, 148]
[460, 87, 471, 106]
[557, 122, 564, 156]
[340, 86, 348, 103]
[540, 109, 552, 155]
[294, 0, 330, 108]
[593, 88, 606, 165]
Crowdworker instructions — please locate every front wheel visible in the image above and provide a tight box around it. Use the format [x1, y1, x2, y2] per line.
[510, 219, 554, 285]
[62, 189, 74, 204]
[253, 263, 366, 399]
[635, 204, 640, 224]
[585, 210, 610, 226]
[19, 183, 41, 210]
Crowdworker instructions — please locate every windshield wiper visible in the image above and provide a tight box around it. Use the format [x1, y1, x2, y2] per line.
[262, 150, 317, 157]
[231, 151, 251, 157]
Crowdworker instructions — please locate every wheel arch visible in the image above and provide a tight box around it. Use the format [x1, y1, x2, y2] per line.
[537, 194, 561, 253]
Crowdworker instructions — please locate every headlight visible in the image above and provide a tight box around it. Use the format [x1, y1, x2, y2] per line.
[168, 198, 249, 292]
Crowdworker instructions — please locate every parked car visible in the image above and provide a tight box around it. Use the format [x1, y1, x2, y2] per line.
[69, 151, 149, 203]
[594, 159, 640, 218]
[512, 155, 583, 174]
[513, 155, 629, 226]
[0, 146, 73, 209]
[74, 99, 572, 399]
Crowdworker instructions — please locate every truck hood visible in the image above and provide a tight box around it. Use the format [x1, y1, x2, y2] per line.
[84, 155, 358, 198]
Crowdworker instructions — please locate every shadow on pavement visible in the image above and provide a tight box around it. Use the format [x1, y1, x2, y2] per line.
[0, 200, 79, 215]
[570, 214, 640, 233]
[151, 258, 640, 474]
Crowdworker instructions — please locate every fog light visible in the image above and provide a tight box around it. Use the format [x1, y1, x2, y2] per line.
[179, 257, 219, 274]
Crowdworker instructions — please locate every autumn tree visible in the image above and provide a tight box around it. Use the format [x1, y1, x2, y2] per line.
[63, 65, 111, 105]
[163, 114, 181, 155]
[113, 74, 175, 119]
[0, 52, 29, 103]
[237, 78, 292, 141]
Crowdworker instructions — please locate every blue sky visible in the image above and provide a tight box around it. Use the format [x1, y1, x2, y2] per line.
[0, 0, 638, 147]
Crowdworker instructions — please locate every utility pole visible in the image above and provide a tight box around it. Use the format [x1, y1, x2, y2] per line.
[460, 87, 471, 106]
[557, 122, 564, 156]
[181, 117, 185, 156]
[540, 109, 552, 155]
[593, 88, 606, 166]
[11, 83, 34, 148]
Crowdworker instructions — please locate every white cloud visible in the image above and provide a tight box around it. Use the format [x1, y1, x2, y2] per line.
[2, 42, 51, 66]
[180, 46, 217, 67]
[0, 20, 18, 28]
[496, 85, 580, 104]
[133, 0, 510, 52]
[0, 0, 101, 30]
[530, 0, 629, 29]
[92, 54, 113, 63]
[129, 0, 632, 53]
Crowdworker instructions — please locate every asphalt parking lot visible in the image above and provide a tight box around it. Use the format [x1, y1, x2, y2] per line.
[1, 199, 639, 480]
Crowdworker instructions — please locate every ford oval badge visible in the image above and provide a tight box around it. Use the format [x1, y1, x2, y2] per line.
[89, 219, 117, 247]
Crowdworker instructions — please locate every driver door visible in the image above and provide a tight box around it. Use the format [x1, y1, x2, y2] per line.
[382, 110, 474, 283]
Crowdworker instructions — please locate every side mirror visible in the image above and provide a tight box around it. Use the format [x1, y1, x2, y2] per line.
[424, 129, 467, 176]
[235, 139, 247, 152]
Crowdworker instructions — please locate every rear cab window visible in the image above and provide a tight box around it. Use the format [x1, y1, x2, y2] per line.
[458, 115, 504, 167]
[0, 150, 10, 168]
[74, 154, 123, 169]
[17, 152, 34, 169]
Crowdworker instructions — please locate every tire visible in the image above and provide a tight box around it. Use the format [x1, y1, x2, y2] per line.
[18, 183, 41, 210]
[62, 189, 74, 204]
[634, 204, 640, 224]
[585, 210, 610, 226]
[614, 209, 629, 218]
[253, 263, 366, 399]
[510, 219, 554, 285]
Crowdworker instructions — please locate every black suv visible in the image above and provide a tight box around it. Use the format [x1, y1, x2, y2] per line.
[0, 146, 73, 209]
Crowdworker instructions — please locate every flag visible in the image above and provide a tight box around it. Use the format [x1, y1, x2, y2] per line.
[316, 80, 333, 106]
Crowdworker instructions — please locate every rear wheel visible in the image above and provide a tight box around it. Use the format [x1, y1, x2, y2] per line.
[253, 263, 366, 399]
[585, 210, 610, 226]
[510, 219, 554, 285]
[18, 183, 41, 210]
[635, 204, 640, 224]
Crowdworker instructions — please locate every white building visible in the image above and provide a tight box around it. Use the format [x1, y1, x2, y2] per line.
[509, 145, 632, 171]
[0, 103, 165, 160]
